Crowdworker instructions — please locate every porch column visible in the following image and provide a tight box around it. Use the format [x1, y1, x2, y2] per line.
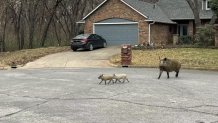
[215, 25, 218, 47]
[173, 34, 179, 45]
[188, 21, 194, 36]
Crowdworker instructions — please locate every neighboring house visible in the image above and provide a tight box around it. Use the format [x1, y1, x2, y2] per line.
[77, 0, 214, 46]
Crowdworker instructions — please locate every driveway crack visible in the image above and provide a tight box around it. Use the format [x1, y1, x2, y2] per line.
[0, 101, 48, 119]
[0, 93, 48, 101]
[187, 105, 218, 109]
[105, 98, 218, 117]
[1, 92, 218, 118]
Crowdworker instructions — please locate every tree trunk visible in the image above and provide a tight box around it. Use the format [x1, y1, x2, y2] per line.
[186, 0, 201, 27]
[53, 20, 61, 46]
[29, 20, 35, 49]
[27, 0, 41, 49]
[20, 17, 25, 49]
[0, 7, 8, 52]
[10, 1, 23, 50]
[40, 0, 62, 47]
[40, 13, 54, 47]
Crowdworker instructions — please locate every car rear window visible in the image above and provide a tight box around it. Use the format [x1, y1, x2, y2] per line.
[73, 34, 90, 39]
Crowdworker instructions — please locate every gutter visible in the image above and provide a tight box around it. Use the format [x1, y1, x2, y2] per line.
[76, 21, 85, 24]
[148, 21, 155, 45]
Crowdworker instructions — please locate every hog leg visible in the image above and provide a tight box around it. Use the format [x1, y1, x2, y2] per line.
[167, 71, 170, 79]
[99, 80, 103, 84]
[158, 70, 163, 79]
[175, 71, 179, 77]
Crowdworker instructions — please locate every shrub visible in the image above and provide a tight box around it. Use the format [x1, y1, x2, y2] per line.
[195, 25, 215, 47]
[179, 36, 193, 44]
[211, 0, 218, 17]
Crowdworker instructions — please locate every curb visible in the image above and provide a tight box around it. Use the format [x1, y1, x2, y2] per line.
[108, 62, 218, 71]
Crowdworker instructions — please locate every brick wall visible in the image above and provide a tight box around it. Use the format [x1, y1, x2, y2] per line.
[151, 23, 171, 45]
[84, 0, 148, 44]
[84, 0, 172, 45]
[188, 21, 194, 36]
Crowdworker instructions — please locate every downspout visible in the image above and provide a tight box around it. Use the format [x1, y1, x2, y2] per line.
[148, 21, 155, 45]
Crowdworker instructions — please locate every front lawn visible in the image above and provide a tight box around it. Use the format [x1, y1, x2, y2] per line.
[110, 48, 218, 70]
[0, 46, 70, 68]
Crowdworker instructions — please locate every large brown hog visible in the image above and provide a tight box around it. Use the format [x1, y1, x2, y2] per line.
[158, 58, 181, 79]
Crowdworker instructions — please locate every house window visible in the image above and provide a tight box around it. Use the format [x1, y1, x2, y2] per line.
[178, 24, 188, 36]
[206, 0, 211, 10]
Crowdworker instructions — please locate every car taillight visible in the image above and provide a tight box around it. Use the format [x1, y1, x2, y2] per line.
[81, 39, 88, 43]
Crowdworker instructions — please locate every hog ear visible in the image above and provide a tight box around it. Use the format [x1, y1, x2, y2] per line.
[164, 58, 167, 61]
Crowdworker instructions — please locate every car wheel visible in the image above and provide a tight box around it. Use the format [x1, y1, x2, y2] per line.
[71, 46, 77, 51]
[88, 44, 94, 51]
[73, 48, 77, 51]
[103, 42, 107, 48]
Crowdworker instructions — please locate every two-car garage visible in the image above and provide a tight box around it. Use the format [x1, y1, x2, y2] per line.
[94, 18, 139, 46]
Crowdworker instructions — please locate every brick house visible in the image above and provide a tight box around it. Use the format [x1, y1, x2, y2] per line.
[78, 0, 214, 46]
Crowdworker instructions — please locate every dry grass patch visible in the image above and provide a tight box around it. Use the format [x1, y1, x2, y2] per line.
[0, 46, 70, 67]
[110, 48, 218, 70]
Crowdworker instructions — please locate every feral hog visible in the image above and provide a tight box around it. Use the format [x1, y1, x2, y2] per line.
[158, 58, 181, 79]
[113, 74, 129, 83]
[98, 74, 114, 85]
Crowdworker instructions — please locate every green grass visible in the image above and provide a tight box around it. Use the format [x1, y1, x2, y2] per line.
[110, 48, 218, 70]
[0, 46, 70, 68]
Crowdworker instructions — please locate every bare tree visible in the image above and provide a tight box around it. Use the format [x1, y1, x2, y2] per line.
[7, 0, 26, 50]
[23, 0, 42, 48]
[0, 0, 103, 51]
[186, 0, 201, 27]
[40, 0, 63, 47]
[0, 1, 9, 52]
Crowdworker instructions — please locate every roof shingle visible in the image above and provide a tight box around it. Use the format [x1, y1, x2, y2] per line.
[123, 0, 176, 24]
[157, 0, 213, 20]
[82, 0, 213, 24]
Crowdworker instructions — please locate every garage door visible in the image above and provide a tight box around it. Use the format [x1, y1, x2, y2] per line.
[94, 19, 139, 46]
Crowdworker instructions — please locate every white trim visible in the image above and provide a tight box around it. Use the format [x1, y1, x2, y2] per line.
[148, 21, 155, 45]
[145, 20, 154, 22]
[93, 23, 96, 34]
[120, 0, 148, 18]
[94, 22, 139, 25]
[206, 0, 211, 10]
[146, 19, 176, 24]
[82, 0, 147, 20]
[83, 0, 108, 20]
[137, 23, 140, 45]
[76, 21, 85, 24]
[202, 0, 204, 10]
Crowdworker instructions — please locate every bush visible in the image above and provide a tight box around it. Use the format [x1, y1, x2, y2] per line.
[179, 36, 193, 44]
[211, 0, 218, 17]
[195, 25, 215, 47]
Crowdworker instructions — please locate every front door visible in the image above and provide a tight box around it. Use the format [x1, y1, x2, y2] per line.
[178, 24, 188, 36]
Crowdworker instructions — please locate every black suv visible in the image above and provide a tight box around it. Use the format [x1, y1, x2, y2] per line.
[71, 34, 107, 51]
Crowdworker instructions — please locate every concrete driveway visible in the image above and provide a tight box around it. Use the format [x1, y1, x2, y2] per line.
[22, 46, 120, 69]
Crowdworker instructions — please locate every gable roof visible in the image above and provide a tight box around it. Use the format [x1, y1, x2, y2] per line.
[82, 0, 148, 20]
[82, 0, 213, 24]
[123, 0, 175, 24]
[83, 0, 108, 20]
